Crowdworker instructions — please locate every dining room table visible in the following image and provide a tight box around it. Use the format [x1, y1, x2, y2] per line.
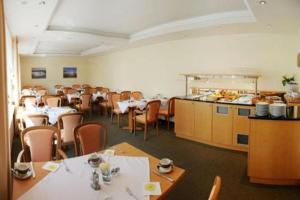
[12, 142, 185, 200]
[66, 92, 107, 104]
[117, 98, 169, 133]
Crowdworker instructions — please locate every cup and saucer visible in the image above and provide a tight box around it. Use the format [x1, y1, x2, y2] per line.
[13, 163, 32, 180]
[88, 153, 103, 168]
[157, 158, 173, 174]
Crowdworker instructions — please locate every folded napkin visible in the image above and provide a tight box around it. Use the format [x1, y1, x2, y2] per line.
[42, 162, 60, 172]
[142, 182, 162, 196]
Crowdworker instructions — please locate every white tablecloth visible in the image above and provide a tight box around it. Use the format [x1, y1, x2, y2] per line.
[21, 106, 76, 125]
[66, 93, 81, 103]
[67, 92, 107, 103]
[92, 92, 107, 102]
[18, 154, 150, 200]
[117, 99, 169, 114]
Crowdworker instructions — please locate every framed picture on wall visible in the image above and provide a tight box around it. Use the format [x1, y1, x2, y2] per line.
[32, 67, 46, 79]
[63, 67, 77, 78]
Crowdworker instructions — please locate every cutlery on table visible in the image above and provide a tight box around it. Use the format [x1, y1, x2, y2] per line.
[153, 170, 174, 183]
[62, 160, 71, 172]
[125, 186, 139, 200]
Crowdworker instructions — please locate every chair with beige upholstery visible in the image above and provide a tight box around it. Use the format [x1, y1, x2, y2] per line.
[19, 95, 36, 107]
[58, 112, 83, 147]
[21, 88, 32, 95]
[101, 87, 110, 93]
[17, 126, 67, 162]
[159, 97, 175, 130]
[131, 91, 143, 100]
[95, 87, 103, 92]
[75, 94, 92, 113]
[72, 84, 81, 90]
[63, 87, 72, 94]
[34, 85, 44, 90]
[20, 114, 49, 132]
[133, 100, 161, 140]
[74, 122, 107, 156]
[36, 89, 48, 96]
[120, 91, 131, 101]
[45, 96, 61, 107]
[208, 176, 222, 200]
[100, 92, 116, 117]
[82, 84, 91, 88]
[111, 93, 124, 127]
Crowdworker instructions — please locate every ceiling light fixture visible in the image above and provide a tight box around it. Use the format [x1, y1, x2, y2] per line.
[34, 25, 39, 28]
[259, 0, 267, 5]
[38, 0, 46, 6]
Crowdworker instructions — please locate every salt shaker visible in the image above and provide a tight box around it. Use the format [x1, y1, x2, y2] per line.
[91, 170, 101, 190]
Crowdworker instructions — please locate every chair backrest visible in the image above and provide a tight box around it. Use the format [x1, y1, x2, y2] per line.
[146, 100, 161, 123]
[36, 89, 47, 96]
[79, 94, 91, 110]
[58, 112, 83, 144]
[106, 92, 116, 107]
[67, 88, 77, 94]
[111, 93, 121, 109]
[22, 86, 32, 90]
[63, 87, 72, 94]
[208, 176, 222, 200]
[21, 126, 61, 162]
[168, 97, 176, 116]
[95, 87, 103, 92]
[72, 84, 81, 90]
[120, 91, 131, 101]
[74, 123, 107, 156]
[54, 85, 63, 89]
[20, 95, 36, 107]
[131, 91, 143, 100]
[101, 87, 109, 93]
[21, 114, 49, 129]
[34, 85, 44, 90]
[21, 89, 32, 95]
[82, 84, 91, 88]
[45, 96, 61, 107]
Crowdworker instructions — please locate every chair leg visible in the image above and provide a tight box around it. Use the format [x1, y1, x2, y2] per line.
[117, 114, 120, 128]
[144, 124, 148, 141]
[133, 118, 136, 135]
[156, 121, 159, 135]
[167, 116, 170, 130]
[111, 112, 113, 123]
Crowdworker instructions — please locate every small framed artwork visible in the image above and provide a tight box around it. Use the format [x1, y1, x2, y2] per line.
[298, 53, 300, 67]
[63, 67, 77, 78]
[32, 67, 46, 79]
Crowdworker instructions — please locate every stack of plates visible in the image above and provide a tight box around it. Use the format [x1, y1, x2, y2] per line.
[256, 102, 269, 116]
[269, 103, 286, 118]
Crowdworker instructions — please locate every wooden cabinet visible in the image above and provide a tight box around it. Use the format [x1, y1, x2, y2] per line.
[194, 102, 213, 141]
[212, 104, 233, 146]
[175, 99, 195, 137]
[232, 106, 255, 149]
[175, 99, 254, 152]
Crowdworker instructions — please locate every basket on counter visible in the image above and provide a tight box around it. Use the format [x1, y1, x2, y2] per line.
[284, 94, 300, 104]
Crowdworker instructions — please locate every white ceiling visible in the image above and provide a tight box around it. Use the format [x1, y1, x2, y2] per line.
[3, 0, 300, 56]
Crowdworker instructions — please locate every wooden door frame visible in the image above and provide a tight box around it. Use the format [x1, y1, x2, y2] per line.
[0, 0, 11, 199]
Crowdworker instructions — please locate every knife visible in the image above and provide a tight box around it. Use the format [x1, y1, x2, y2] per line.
[153, 170, 174, 183]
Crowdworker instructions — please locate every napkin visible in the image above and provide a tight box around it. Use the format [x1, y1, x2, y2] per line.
[142, 182, 162, 196]
[42, 162, 60, 172]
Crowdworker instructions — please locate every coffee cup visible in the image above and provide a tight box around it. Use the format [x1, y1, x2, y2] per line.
[14, 163, 30, 177]
[159, 158, 173, 169]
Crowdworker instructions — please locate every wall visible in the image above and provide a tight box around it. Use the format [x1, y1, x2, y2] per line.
[87, 33, 299, 97]
[20, 56, 90, 94]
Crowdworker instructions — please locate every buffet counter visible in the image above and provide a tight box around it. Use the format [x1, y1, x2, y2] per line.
[175, 97, 255, 152]
[248, 115, 300, 185]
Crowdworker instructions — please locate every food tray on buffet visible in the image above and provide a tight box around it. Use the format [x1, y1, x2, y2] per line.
[284, 93, 300, 104]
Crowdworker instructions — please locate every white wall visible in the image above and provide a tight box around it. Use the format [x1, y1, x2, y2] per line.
[87, 33, 300, 97]
[20, 56, 90, 94]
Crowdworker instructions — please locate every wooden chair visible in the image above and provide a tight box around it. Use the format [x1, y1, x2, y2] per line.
[20, 114, 49, 132]
[34, 85, 44, 90]
[63, 87, 72, 94]
[100, 92, 116, 117]
[101, 87, 109, 93]
[208, 176, 221, 200]
[36, 89, 48, 96]
[131, 91, 143, 100]
[58, 112, 83, 147]
[54, 85, 63, 90]
[159, 97, 175, 130]
[133, 100, 161, 140]
[45, 96, 61, 107]
[95, 87, 103, 92]
[82, 84, 91, 88]
[72, 84, 81, 90]
[74, 122, 107, 156]
[19, 95, 36, 107]
[21, 89, 32, 95]
[75, 94, 92, 113]
[120, 91, 131, 101]
[17, 126, 67, 162]
[22, 86, 32, 90]
[110, 93, 124, 127]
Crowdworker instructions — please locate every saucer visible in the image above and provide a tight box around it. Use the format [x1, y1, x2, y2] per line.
[13, 170, 32, 180]
[157, 165, 173, 174]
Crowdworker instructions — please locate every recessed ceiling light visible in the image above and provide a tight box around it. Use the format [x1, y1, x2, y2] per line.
[38, 1, 46, 6]
[259, 0, 267, 5]
[34, 25, 39, 28]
